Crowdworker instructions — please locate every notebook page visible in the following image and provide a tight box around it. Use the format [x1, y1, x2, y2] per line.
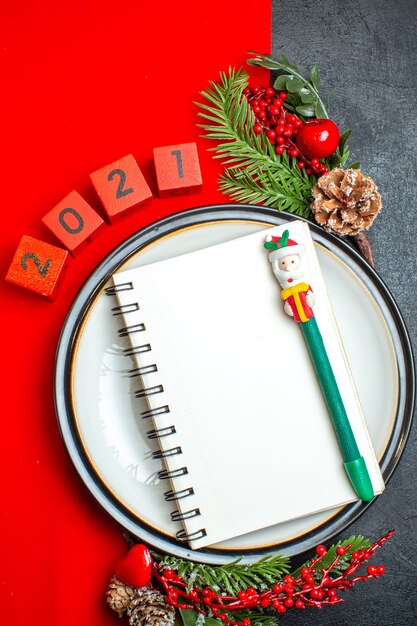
[112, 221, 384, 549]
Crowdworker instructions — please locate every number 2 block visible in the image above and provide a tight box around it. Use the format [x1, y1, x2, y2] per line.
[89, 154, 152, 223]
[42, 190, 106, 255]
[153, 142, 202, 197]
[5, 235, 70, 299]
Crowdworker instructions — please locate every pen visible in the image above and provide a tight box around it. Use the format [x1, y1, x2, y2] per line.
[264, 229, 374, 501]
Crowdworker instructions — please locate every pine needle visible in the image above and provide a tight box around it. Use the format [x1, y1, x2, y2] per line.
[197, 68, 314, 216]
[157, 553, 291, 594]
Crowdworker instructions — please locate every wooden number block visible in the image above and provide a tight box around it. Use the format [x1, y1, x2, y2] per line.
[42, 190, 105, 255]
[153, 142, 202, 197]
[6, 235, 70, 299]
[89, 154, 152, 223]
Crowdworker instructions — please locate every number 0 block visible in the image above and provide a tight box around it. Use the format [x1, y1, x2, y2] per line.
[42, 190, 106, 255]
[153, 142, 202, 197]
[5, 235, 70, 299]
[89, 154, 152, 223]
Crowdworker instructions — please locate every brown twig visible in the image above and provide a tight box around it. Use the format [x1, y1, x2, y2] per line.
[351, 231, 375, 267]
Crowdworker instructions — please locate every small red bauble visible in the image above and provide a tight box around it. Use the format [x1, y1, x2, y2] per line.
[295, 118, 340, 159]
[115, 544, 153, 587]
[336, 545, 347, 556]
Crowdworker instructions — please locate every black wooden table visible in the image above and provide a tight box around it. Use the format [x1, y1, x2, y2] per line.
[272, 1, 417, 624]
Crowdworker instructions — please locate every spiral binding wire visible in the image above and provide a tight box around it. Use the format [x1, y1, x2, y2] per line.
[158, 467, 188, 479]
[105, 283, 133, 296]
[135, 385, 164, 398]
[141, 405, 170, 419]
[147, 425, 176, 439]
[124, 344, 152, 357]
[171, 508, 201, 521]
[128, 364, 158, 378]
[152, 446, 182, 459]
[106, 283, 206, 542]
[176, 529, 207, 541]
[164, 487, 194, 501]
[112, 302, 139, 316]
[118, 323, 146, 338]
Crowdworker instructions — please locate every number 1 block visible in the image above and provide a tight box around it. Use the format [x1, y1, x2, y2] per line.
[89, 154, 152, 223]
[153, 142, 202, 197]
[5, 235, 70, 299]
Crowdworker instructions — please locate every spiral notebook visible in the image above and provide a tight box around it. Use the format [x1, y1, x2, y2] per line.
[110, 220, 384, 549]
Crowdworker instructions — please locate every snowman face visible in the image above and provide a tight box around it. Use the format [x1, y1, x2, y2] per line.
[278, 254, 301, 272]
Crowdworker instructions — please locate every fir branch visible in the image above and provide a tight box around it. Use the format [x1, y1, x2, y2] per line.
[219, 167, 312, 217]
[197, 68, 314, 216]
[231, 609, 280, 626]
[291, 535, 372, 580]
[197, 67, 276, 174]
[178, 608, 279, 626]
[157, 553, 291, 595]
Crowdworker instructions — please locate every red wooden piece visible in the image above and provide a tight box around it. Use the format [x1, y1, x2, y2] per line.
[153, 142, 202, 197]
[89, 154, 152, 223]
[42, 190, 106, 255]
[5, 235, 70, 299]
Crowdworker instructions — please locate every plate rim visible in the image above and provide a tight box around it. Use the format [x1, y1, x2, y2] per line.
[55, 204, 415, 562]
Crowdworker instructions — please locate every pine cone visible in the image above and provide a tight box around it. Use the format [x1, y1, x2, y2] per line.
[311, 168, 381, 236]
[128, 587, 176, 626]
[107, 575, 138, 618]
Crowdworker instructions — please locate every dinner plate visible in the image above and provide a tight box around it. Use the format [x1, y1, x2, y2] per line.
[55, 205, 414, 563]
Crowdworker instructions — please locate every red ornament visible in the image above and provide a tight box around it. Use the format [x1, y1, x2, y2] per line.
[295, 118, 340, 159]
[115, 543, 153, 588]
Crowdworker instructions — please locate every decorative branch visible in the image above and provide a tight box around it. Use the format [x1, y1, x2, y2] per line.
[156, 553, 290, 595]
[154, 531, 393, 623]
[196, 68, 315, 216]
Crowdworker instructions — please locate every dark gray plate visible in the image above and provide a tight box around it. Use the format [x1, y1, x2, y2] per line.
[55, 205, 414, 563]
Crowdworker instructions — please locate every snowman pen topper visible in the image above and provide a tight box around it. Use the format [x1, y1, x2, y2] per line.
[264, 229, 374, 502]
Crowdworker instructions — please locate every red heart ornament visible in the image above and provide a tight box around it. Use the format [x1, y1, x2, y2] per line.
[115, 544, 153, 587]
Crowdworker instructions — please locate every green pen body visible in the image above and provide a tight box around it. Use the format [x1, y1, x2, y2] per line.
[300, 317, 374, 502]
